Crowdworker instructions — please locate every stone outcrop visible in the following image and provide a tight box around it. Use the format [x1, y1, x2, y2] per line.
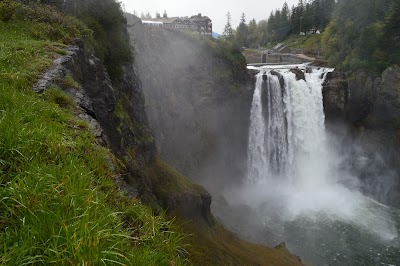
[322, 71, 349, 121]
[373, 66, 400, 128]
[321, 67, 400, 128]
[321, 66, 400, 207]
[290, 68, 305, 81]
[32, 38, 214, 226]
[343, 66, 400, 130]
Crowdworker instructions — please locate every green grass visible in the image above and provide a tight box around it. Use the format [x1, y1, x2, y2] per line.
[63, 75, 81, 90]
[0, 15, 187, 266]
[283, 34, 323, 56]
[143, 159, 206, 201]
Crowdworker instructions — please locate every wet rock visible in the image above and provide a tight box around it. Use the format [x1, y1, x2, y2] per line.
[166, 189, 214, 226]
[290, 68, 305, 81]
[322, 71, 349, 121]
[374, 65, 400, 128]
[274, 242, 286, 249]
[270, 70, 281, 77]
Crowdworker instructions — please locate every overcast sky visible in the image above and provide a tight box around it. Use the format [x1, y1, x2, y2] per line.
[121, 0, 299, 33]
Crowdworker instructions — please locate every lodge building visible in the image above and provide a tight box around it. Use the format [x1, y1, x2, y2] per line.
[142, 13, 212, 36]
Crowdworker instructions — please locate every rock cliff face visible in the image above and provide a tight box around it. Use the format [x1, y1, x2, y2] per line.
[32, 39, 214, 225]
[322, 71, 349, 121]
[329, 66, 400, 130]
[322, 66, 400, 206]
[128, 19, 253, 192]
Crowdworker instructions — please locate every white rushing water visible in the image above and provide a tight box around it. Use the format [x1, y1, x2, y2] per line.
[242, 65, 400, 265]
[248, 67, 330, 184]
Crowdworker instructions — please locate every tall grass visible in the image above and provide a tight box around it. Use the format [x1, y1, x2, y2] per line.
[0, 11, 187, 266]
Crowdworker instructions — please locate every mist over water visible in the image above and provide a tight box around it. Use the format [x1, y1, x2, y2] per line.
[219, 65, 400, 265]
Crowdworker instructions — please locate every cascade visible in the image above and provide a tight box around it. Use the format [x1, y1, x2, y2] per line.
[247, 66, 330, 183]
[241, 65, 400, 265]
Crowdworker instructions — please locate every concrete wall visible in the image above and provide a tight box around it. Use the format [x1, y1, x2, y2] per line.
[261, 53, 311, 64]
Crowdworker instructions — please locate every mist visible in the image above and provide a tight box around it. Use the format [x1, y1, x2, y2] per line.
[128, 15, 251, 192]
[128, 15, 400, 265]
[212, 66, 400, 265]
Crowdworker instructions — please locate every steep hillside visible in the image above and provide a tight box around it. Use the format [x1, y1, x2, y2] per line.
[322, 0, 399, 72]
[0, 2, 187, 265]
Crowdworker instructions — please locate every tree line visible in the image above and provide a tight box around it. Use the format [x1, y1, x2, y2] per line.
[223, 0, 400, 73]
[223, 0, 336, 48]
[322, 0, 399, 72]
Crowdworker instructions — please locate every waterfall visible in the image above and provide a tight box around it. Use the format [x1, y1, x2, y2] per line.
[231, 64, 400, 265]
[247, 66, 332, 183]
[247, 74, 267, 183]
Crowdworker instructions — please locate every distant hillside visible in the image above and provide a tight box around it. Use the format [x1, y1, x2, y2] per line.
[212, 31, 221, 39]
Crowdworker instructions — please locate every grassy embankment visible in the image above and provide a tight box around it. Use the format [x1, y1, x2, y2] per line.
[241, 34, 324, 64]
[0, 2, 187, 265]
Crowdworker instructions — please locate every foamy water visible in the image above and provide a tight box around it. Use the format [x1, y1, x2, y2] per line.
[241, 65, 400, 264]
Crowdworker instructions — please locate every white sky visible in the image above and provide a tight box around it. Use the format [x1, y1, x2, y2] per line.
[120, 0, 299, 33]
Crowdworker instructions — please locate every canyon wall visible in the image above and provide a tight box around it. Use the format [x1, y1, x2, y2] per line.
[128, 18, 254, 193]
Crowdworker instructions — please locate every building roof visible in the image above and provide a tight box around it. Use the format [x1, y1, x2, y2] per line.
[143, 14, 211, 24]
[273, 43, 285, 50]
[142, 20, 163, 24]
[146, 17, 179, 24]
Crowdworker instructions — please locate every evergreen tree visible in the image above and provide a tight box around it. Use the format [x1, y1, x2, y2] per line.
[257, 20, 269, 46]
[322, 0, 396, 72]
[383, 2, 400, 64]
[223, 12, 234, 41]
[248, 18, 261, 47]
[236, 13, 249, 47]
[280, 2, 291, 37]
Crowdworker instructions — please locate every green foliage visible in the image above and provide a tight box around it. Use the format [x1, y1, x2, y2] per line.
[0, 19, 187, 265]
[0, 0, 20, 21]
[383, 2, 400, 65]
[207, 39, 247, 94]
[222, 12, 234, 41]
[8, 0, 133, 80]
[143, 159, 206, 201]
[174, 30, 247, 93]
[321, 0, 396, 72]
[226, 0, 335, 48]
[63, 0, 133, 80]
[284, 34, 323, 55]
[63, 75, 81, 90]
[43, 85, 76, 110]
[235, 13, 249, 47]
[0, 0, 91, 43]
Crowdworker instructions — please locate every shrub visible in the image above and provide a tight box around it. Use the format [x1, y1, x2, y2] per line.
[0, 0, 92, 43]
[63, 0, 134, 80]
[63, 75, 81, 90]
[0, 0, 21, 21]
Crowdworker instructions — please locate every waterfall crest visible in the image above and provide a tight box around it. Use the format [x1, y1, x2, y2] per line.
[247, 67, 331, 183]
